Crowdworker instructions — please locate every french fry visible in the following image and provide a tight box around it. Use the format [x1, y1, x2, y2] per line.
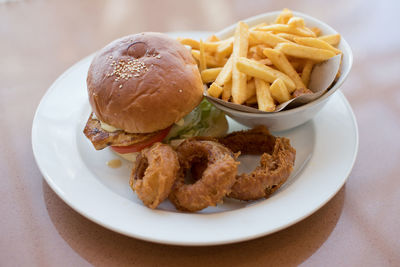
[287, 17, 305, 28]
[276, 32, 299, 42]
[191, 49, 203, 61]
[257, 58, 273, 65]
[207, 35, 220, 42]
[207, 82, 223, 98]
[245, 79, 256, 101]
[245, 95, 258, 105]
[294, 37, 342, 54]
[184, 8, 343, 111]
[257, 24, 316, 37]
[202, 41, 221, 51]
[205, 41, 230, 52]
[255, 44, 269, 57]
[255, 78, 275, 112]
[231, 22, 249, 104]
[201, 67, 222, 83]
[178, 38, 225, 52]
[199, 39, 207, 72]
[310, 27, 321, 37]
[178, 38, 200, 49]
[236, 57, 295, 92]
[250, 22, 268, 30]
[263, 48, 305, 92]
[248, 46, 261, 60]
[301, 60, 314, 87]
[249, 31, 290, 46]
[269, 78, 291, 104]
[275, 42, 336, 61]
[275, 8, 293, 24]
[249, 51, 261, 61]
[289, 59, 304, 72]
[318, 34, 341, 46]
[216, 38, 233, 60]
[191, 50, 227, 67]
[249, 44, 269, 60]
[222, 80, 232, 101]
[213, 56, 228, 68]
[214, 56, 233, 86]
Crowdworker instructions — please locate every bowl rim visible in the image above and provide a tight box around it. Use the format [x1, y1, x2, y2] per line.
[210, 10, 353, 117]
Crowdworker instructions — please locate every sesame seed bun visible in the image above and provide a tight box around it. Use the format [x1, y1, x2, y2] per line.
[87, 32, 203, 133]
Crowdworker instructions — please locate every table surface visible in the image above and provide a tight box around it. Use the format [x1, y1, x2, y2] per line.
[1, 0, 400, 266]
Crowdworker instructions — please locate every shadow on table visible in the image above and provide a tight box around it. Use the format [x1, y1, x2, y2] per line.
[43, 180, 345, 267]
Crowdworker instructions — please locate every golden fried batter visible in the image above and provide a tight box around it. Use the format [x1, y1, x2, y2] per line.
[220, 126, 296, 201]
[169, 140, 238, 212]
[218, 126, 276, 154]
[130, 142, 179, 209]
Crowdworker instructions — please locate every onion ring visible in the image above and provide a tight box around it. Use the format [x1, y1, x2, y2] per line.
[219, 126, 296, 201]
[169, 140, 238, 212]
[130, 142, 179, 209]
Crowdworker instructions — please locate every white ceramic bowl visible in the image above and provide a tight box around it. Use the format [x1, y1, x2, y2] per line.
[209, 11, 353, 131]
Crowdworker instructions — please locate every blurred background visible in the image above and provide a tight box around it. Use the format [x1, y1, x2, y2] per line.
[1, 0, 400, 266]
[1, 0, 399, 122]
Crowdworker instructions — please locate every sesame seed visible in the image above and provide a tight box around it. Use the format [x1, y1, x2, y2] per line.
[106, 58, 148, 81]
[179, 89, 183, 93]
[119, 84, 123, 88]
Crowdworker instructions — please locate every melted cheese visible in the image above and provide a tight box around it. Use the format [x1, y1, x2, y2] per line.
[100, 121, 122, 132]
[175, 118, 184, 126]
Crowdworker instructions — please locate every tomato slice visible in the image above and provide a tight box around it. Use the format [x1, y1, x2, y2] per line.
[111, 126, 171, 154]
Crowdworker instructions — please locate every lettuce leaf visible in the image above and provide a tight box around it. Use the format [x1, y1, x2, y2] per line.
[165, 98, 228, 142]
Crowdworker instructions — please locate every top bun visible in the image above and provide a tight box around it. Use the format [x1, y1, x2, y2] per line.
[87, 32, 203, 133]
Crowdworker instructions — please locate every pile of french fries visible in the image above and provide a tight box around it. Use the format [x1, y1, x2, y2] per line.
[178, 8, 342, 112]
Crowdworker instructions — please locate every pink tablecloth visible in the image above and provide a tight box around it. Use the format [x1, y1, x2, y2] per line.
[1, 0, 399, 266]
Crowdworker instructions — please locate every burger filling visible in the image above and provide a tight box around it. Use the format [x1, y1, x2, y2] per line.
[164, 99, 228, 142]
[83, 113, 169, 151]
[83, 99, 227, 153]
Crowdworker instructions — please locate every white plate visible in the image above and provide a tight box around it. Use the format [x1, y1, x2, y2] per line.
[32, 31, 358, 246]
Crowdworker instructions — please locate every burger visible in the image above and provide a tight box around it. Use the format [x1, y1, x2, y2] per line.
[83, 32, 227, 161]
